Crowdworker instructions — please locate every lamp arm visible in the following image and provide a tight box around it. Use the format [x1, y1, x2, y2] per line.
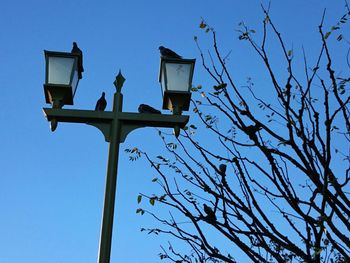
[43, 108, 189, 141]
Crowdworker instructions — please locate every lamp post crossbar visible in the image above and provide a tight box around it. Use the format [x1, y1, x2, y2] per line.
[43, 107, 189, 143]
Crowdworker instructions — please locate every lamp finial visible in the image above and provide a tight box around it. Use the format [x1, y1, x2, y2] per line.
[114, 70, 126, 93]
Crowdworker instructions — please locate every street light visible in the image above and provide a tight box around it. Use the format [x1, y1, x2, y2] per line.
[43, 51, 81, 108]
[42, 46, 195, 263]
[159, 57, 195, 115]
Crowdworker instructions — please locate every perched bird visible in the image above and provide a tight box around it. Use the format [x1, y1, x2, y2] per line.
[245, 124, 261, 135]
[159, 46, 182, 59]
[203, 204, 217, 222]
[138, 104, 161, 114]
[71, 42, 84, 79]
[219, 164, 227, 175]
[95, 92, 107, 111]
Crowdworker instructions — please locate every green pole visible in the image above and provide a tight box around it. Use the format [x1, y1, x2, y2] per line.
[97, 92, 123, 263]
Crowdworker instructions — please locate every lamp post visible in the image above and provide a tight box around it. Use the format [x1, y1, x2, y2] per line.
[42, 48, 195, 263]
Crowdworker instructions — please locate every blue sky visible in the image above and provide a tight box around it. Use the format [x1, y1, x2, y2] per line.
[0, 0, 348, 262]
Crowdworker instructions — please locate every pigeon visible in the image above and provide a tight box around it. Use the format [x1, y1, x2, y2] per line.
[138, 104, 161, 114]
[203, 204, 217, 222]
[219, 164, 227, 175]
[159, 46, 182, 59]
[71, 42, 84, 79]
[95, 92, 107, 111]
[245, 124, 261, 135]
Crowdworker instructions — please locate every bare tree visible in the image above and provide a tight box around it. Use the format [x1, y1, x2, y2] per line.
[129, 4, 350, 263]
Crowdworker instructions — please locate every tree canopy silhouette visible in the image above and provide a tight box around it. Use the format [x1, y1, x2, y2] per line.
[129, 4, 350, 263]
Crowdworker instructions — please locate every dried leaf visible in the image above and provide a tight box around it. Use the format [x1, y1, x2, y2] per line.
[324, 31, 331, 39]
[136, 208, 144, 215]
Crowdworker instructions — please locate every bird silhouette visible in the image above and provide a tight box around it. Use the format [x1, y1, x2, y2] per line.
[95, 92, 107, 111]
[71, 42, 84, 79]
[159, 46, 182, 59]
[245, 124, 261, 134]
[138, 104, 161, 114]
[219, 164, 227, 175]
[203, 204, 217, 222]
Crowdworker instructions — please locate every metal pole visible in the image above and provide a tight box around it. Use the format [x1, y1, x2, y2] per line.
[97, 92, 123, 263]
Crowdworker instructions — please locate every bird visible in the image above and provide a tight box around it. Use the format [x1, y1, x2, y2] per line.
[245, 124, 261, 135]
[219, 164, 227, 175]
[203, 204, 217, 222]
[95, 92, 107, 111]
[138, 104, 161, 114]
[244, 124, 262, 141]
[71, 42, 84, 79]
[159, 46, 182, 59]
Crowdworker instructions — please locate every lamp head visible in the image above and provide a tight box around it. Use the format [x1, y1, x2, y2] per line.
[43, 50, 81, 108]
[159, 57, 195, 114]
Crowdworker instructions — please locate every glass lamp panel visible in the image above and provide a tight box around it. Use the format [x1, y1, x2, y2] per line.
[71, 68, 79, 96]
[48, 56, 75, 85]
[161, 64, 167, 95]
[165, 62, 192, 92]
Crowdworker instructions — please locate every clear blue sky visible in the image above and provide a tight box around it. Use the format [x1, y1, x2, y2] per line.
[0, 0, 347, 262]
